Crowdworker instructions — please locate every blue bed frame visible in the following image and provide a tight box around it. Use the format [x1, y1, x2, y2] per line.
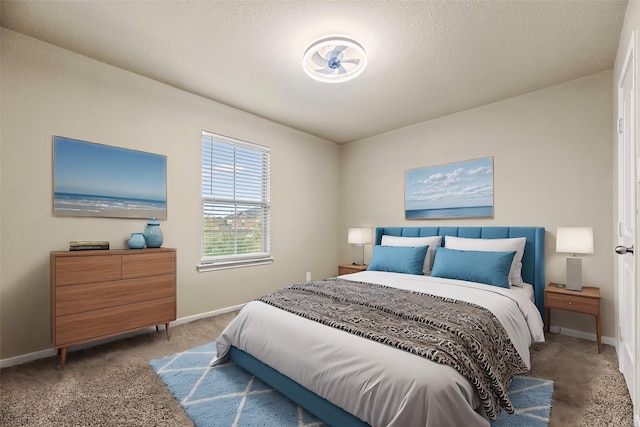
[230, 226, 546, 427]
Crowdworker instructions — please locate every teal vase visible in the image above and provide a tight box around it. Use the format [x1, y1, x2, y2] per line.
[143, 217, 163, 248]
[128, 233, 146, 249]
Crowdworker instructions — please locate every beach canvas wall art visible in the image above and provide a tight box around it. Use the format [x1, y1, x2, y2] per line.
[53, 136, 167, 219]
[405, 157, 493, 220]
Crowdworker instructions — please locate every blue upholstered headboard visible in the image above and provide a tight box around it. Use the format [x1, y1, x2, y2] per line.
[375, 226, 546, 321]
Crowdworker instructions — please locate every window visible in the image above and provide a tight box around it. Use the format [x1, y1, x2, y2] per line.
[199, 131, 271, 271]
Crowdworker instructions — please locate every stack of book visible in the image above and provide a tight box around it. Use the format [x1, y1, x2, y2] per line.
[69, 241, 110, 251]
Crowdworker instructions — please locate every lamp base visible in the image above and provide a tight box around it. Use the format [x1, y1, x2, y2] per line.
[352, 244, 365, 266]
[565, 257, 583, 291]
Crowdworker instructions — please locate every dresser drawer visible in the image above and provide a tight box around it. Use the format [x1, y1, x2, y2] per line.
[55, 255, 121, 286]
[55, 274, 175, 316]
[545, 292, 599, 315]
[122, 252, 175, 278]
[55, 296, 176, 346]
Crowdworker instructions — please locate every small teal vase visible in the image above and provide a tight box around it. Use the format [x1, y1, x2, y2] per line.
[143, 217, 163, 248]
[128, 233, 146, 249]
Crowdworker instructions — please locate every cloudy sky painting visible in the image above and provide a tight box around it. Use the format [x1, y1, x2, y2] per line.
[405, 157, 493, 219]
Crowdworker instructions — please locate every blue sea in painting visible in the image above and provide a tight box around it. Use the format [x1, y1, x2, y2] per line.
[405, 206, 493, 219]
[54, 192, 166, 218]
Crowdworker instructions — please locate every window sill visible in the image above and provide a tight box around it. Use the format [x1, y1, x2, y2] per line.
[197, 257, 274, 272]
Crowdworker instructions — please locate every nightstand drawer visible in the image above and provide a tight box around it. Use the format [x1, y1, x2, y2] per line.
[338, 265, 368, 275]
[545, 292, 599, 315]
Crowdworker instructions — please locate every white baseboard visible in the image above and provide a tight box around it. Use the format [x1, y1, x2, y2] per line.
[0, 304, 246, 369]
[550, 325, 616, 348]
[170, 303, 245, 327]
[0, 310, 615, 369]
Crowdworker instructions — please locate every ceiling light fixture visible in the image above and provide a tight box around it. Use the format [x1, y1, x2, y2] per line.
[302, 36, 367, 83]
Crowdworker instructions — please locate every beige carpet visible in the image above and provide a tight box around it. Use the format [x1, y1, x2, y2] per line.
[0, 311, 634, 426]
[529, 333, 634, 426]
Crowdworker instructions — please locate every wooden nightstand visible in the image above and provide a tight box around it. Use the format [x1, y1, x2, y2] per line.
[544, 282, 601, 353]
[338, 264, 368, 275]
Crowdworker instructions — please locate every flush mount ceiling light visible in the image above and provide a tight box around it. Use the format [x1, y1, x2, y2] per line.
[302, 36, 367, 83]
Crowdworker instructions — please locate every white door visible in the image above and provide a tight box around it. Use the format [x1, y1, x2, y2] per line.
[617, 31, 637, 411]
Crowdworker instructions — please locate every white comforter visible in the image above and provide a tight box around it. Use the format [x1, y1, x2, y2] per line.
[215, 271, 545, 427]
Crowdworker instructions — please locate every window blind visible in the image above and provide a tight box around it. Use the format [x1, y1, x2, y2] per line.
[200, 131, 270, 268]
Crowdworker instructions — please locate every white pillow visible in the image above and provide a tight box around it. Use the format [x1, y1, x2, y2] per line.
[443, 236, 526, 287]
[381, 235, 442, 275]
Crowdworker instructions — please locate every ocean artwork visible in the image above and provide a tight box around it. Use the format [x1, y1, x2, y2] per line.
[53, 136, 167, 219]
[405, 157, 493, 220]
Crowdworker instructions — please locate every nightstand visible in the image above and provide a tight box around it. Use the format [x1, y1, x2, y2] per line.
[338, 264, 368, 275]
[544, 282, 601, 353]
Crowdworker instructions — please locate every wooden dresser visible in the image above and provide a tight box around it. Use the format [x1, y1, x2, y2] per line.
[50, 248, 176, 368]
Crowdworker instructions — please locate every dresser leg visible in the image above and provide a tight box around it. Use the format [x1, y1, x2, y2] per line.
[165, 322, 170, 341]
[59, 347, 67, 369]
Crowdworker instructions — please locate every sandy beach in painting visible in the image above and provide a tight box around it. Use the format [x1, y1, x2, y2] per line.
[54, 193, 166, 219]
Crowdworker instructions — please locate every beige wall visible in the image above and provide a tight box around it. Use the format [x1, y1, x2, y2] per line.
[0, 27, 618, 363]
[0, 29, 341, 359]
[340, 71, 615, 338]
[613, 0, 640, 421]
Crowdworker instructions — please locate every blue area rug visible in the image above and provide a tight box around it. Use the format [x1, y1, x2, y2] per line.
[150, 342, 553, 427]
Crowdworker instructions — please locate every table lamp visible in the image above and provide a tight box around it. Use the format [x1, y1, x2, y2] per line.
[556, 227, 594, 291]
[348, 227, 372, 266]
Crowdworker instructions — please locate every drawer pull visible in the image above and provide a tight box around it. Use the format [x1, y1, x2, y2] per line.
[568, 301, 572, 305]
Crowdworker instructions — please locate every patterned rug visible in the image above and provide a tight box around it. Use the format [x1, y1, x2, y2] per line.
[150, 342, 553, 427]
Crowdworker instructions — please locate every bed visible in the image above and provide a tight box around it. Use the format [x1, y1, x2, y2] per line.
[214, 226, 546, 427]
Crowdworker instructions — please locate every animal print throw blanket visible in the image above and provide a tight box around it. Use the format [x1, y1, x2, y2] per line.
[258, 279, 528, 420]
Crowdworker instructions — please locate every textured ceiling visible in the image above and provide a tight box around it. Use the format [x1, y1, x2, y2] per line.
[0, 1, 627, 144]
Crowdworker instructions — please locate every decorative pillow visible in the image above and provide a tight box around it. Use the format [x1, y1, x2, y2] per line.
[381, 235, 442, 275]
[444, 236, 526, 287]
[430, 247, 516, 289]
[367, 245, 429, 276]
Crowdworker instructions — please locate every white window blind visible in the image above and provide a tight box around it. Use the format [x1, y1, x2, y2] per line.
[200, 131, 271, 270]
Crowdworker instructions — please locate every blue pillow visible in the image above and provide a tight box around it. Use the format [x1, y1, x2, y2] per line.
[430, 247, 516, 288]
[367, 245, 429, 275]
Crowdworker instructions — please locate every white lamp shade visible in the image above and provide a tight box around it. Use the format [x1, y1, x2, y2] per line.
[348, 228, 372, 245]
[556, 227, 594, 254]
